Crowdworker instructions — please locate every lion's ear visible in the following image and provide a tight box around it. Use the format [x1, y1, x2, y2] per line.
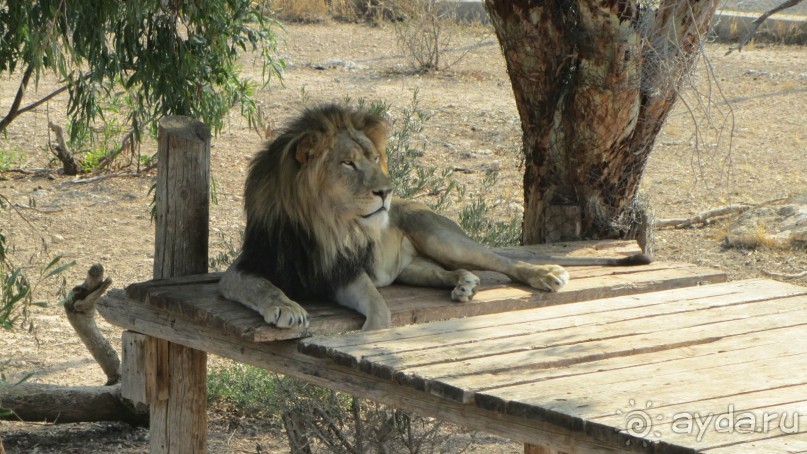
[362, 120, 388, 154]
[294, 132, 326, 165]
[361, 119, 389, 172]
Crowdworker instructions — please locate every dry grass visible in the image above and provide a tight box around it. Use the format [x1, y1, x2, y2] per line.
[271, 0, 329, 23]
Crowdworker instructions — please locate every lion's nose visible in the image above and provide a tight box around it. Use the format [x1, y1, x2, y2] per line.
[373, 188, 392, 201]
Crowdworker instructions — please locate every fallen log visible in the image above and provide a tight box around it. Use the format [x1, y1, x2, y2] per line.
[0, 383, 147, 426]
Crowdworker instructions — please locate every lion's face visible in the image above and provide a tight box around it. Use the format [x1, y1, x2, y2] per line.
[319, 130, 392, 230]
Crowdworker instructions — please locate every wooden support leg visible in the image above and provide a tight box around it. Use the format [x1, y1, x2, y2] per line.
[121, 333, 207, 453]
[525, 444, 573, 454]
[149, 340, 207, 453]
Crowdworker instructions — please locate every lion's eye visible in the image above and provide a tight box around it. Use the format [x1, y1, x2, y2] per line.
[341, 160, 357, 170]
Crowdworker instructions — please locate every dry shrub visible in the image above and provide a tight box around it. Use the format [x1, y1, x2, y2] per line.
[328, 0, 385, 22]
[272, 0, 329, 23]
[382, 0, 461, 71]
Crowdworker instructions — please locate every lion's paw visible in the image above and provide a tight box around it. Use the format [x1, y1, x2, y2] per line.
[451, 272, 480, 302]
[263, 301, 309, 328]
[522, 265, 569, 293]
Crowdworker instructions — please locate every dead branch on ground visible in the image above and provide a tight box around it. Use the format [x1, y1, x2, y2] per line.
[69, 173, 145, 185]
[725, 0, 805, 55]
[762, 270, 807, 280]
[47, 122, 82, 176]
[654, 204, 752, 229]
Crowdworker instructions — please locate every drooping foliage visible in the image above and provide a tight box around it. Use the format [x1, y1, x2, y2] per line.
[0, 0, 283, 140]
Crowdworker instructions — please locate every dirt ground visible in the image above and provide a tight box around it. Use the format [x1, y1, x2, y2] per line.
[0, 19, 805, 454]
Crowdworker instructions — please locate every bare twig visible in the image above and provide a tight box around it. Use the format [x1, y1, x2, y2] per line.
[69, 173, 143, 184]
[655, 204, 752, 229]
[1, 168, 53, 176]
[655, 197, 791, 229]
[11, 203, 63, 214]
[16, 72, 93, 119]
[725, 0, 805, 55]
[94, 129, 135, 171]
[762, 270, 807, 280]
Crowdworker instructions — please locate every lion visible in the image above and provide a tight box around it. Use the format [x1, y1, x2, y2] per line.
[219, 104, 651, 330]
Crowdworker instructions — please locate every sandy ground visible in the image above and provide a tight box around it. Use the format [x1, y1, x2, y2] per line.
[0, 19, 805, 453]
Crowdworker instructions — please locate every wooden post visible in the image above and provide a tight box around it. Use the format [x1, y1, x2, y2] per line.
[525, 444, 572, 454]
[149, 116, 211, 453]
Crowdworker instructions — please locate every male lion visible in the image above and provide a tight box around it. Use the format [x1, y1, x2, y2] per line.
[220, 104, 650, 330]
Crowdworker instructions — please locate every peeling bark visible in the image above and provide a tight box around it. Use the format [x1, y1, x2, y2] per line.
[485, 0, 719, 243]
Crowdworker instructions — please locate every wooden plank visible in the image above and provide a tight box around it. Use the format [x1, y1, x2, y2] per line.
[704, 432, 807, 453]
[593, 385, 807, 450]
[495, 239, 642, 260]
[136, 264, 722, 341]
[120, 331, 148, 405]
[97, 292, 653, 454]
[384, 300, 807, 401]
[476, 330, 807, 418]
[126, 273, 222, 301]
[259, 259, 726, 342]
[469, 306, 807, 403]
[295, 279, 807, 453]
[298, 280, 806, 379]
[431, 319, 807, 403]
[301, 278, 803, 356]
[475, 350, 807, 453]
[113, 238, 722, 343]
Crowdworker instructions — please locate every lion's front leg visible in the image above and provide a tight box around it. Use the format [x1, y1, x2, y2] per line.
[219, 262, 309, 328]
[396, 257, 481, 303]
[335, 273, 391, 331]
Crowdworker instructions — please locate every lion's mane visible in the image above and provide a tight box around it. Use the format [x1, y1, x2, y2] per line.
[236, 105, 388, 300]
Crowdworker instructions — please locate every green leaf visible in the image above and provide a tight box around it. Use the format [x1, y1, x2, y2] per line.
[45, 260, 75, 278]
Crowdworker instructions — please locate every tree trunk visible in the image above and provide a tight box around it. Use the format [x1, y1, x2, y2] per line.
[484, 0, 719, 244]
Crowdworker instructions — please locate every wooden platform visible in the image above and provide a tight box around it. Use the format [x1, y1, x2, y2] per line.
[104, 239, 807, 453]
[300, 278, 807, 453]
[110, 240, 725, 342]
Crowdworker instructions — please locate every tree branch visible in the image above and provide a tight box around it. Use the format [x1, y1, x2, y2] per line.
[0, 71, 92, 133]
[725, 0, 804, 55]
[94, 129, 135, 171]
[0, 64, 34, 132]
[62, 264, 119, 385]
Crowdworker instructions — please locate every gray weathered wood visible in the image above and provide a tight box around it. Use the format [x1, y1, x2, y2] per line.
[117, 252, 726, 343]
[298, 279, 807, 452]
[148, 116, 210, 454]
[153, 116, 210, 279]
[0, 382, 147, 426]
[120, 331, 148, 404]
[97, 293, 646, 453]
